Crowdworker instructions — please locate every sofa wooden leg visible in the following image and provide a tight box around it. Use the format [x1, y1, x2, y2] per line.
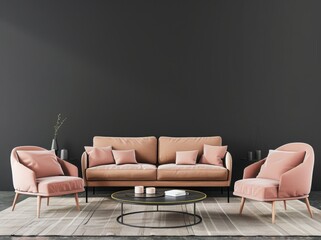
[239, 197, 246, 214]
[283, 200, 286, 210]
[221, 187, 223, 194]
[93, 187, 95, 195]
[12, 192, 19, 211]
[227, 187, 230, 203]
[37, 196, 42, 218]
[272, 201, 276, 224]
[75, 193, 80, 211]
[305, 197, 313, 218]
[47, 197, 50, 206]
[85, 187, 88, 203]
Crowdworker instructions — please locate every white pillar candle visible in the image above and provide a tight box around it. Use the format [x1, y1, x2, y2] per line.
[146, 187, 156, 194]
[135, 186, 144, 194]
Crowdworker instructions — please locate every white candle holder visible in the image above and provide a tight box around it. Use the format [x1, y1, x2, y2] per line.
[146, 187, 156, 195]
[134, 186, 144, 194]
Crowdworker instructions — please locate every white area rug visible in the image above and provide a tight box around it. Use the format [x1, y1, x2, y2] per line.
[0, 196, 320, 236]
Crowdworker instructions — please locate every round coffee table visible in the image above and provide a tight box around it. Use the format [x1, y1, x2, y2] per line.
[111, 188, 206, 228]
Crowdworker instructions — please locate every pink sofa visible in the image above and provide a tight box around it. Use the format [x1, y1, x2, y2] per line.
[81, 136, 233, 202]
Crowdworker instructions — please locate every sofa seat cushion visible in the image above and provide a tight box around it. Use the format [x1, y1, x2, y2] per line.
[37, 176, 84, 196]
[233, 178, 279, 201]
[86, 163, 157, 181]
[157, 164, 228, 181]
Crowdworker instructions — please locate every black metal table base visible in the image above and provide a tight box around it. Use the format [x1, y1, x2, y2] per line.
[116, 203, 202, 228]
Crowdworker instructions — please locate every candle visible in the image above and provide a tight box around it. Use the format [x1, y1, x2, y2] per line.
[256, 150, 262, 160]
[60, 149, 68, 160]
[146, 187, 156, 194]
[135, 186, 144, 194]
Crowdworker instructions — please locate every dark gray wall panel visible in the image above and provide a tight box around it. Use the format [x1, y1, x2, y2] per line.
[0, 0, 320, 190]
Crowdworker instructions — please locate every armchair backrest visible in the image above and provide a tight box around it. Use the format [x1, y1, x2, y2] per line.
[276, 142, 314, 171]
[10, 146, 45, 193]
[276, 142, 314, 194]
[11, 146, 46, 165]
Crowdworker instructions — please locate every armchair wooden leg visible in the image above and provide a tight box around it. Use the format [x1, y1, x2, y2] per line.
[305, 197, 313, 218]
[75, 193, 80, 211]
[37, 196, 42, 218]
[47, 197, 50, 206]
[239, 197, 246, 215]
[283, 200, 286, 210]
[12, 193, 20, 211]
[272, 201, 276, 224]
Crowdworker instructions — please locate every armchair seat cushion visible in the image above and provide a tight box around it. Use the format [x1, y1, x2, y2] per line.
[157, 164, 228, 181]
[86, 163, 156, 180]
[37, 176, 84, 196]
[233, 178, 279, 201]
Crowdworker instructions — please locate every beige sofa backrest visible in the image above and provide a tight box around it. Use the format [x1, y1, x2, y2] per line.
[93, 136, 157, 164]
[158, 136, 222, 164]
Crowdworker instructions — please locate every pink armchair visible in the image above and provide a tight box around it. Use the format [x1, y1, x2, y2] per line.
[11, 146, 84, 218]
[233, 143, 314, 223]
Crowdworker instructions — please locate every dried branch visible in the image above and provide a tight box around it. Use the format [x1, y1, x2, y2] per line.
[53, 113, 67, 138]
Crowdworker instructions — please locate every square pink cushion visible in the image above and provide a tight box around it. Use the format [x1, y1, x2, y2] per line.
[257, 150, 306, 181]
[112, 149, 137, 165]
[199, 144, 227, 166]
[17, 150, 64, 178]
[85, 146, 114, 167]
[175, 150, 199, 165]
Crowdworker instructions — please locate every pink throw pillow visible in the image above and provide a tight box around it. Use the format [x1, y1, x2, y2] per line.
[17, 150, 64, 178]
[112, 149, 137, 165]
[257, 150, 306, 180]
[85, 146, 114, 167]
[175, 150, 199, 165]
[199, 144, 227, 166]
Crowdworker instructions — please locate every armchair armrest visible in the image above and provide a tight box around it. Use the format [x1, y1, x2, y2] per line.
[58, 158, 78, 177]
[278, 162, 313, 198]
[243, 159, 266, 179]
[81, 152, 88, 185]
[225, 151, 232, 184]
[11, 161, 37, 193]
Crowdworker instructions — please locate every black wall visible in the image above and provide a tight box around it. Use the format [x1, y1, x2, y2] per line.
[1, 0, 320, 191]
